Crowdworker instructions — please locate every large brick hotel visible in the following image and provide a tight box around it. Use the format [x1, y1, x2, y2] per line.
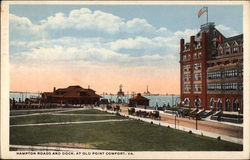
[180, 22, 243, 113]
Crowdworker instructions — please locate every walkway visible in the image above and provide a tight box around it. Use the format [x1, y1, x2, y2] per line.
[10, 119, 130, 127]
[10, 108, 89, 118]
[117, 105, 243, 139]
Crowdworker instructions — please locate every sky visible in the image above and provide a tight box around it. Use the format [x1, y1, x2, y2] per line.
[9, 4, 243, 95]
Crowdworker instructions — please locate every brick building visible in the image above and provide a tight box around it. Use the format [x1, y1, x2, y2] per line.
[180, 22, 243, 113]
[42, 85, 101, 105]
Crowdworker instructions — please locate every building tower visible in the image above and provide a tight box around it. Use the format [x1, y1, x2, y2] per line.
[180, 22, 243, 113]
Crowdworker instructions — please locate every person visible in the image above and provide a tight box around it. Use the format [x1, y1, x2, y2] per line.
[144, 105, 147, 110]
[167, 103, 170, 109]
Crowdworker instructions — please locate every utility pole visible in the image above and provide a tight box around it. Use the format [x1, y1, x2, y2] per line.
[196, 114, 198, 130]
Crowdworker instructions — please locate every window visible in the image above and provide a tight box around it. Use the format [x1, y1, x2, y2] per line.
[184, 44, 190, 51]
[194, 63, 201, 70]
[194, 73, 201, 81]
[183, 98, 190, 106]
[233, 99, 239, 111]
[183, 55, 186, 61]
[224, 70, 238, 78]
[194, 84, 201, 92]
[183, 65, 190, 72]
[207, 83, 221, 90]
[80, 92, 88, 96]
[210, 98, 215, 107]
[238, 83, 243, 90]
[198, 52, 202, 58]
[193, 53, 198, 59]
[239, 69, 243, 77]
[233, 47, 238, 53]
[194, 98, 201, 108]
[184, 84, 191, 92]
[218, 49, 223, 56]
[184, 74, 191, 82]
[217, 99, 222, 111]
[187, 54, 191, 60]
[207, 71, 221, 79]
[225, 98, 231, 111]
[222, 83, 238, 90]
[195, 42, 201, 49]
[224, 48, 231, 54]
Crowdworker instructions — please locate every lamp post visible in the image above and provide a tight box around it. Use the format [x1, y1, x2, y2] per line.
[175, 115, 177, 129]
[196, 114, 198, 130]
[237, 107, 240, 123]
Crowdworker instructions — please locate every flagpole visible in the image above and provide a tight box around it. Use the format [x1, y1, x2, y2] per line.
[206, 7, 208, 24]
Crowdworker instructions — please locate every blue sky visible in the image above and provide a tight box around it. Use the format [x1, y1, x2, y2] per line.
[9, 4, 243, 93]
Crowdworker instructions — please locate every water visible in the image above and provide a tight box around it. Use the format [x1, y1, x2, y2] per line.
[9, 92, 180, 108]
[10, 92, 41, 101]
[102, 95, 180, 107]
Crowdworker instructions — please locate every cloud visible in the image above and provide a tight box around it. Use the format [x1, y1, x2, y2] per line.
[109, 36, 178, 56]
[123, 18, 155, 33]
[174, 28, 199, 41]
[10, 8, 176, 41]
[37, 8, 125, 34]
[9, 7, 199, 69]
[216, 24, 240, 37]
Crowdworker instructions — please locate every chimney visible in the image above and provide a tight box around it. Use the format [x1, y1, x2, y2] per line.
[88, 85, 90, 89]
[201, 32, 207, 48]
[180, 38, 185, 53]
[53, 87, 56, 92]
[190, 36, 195, 51]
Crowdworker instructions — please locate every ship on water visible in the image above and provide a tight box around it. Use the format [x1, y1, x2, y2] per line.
[143, 85, 159, 96]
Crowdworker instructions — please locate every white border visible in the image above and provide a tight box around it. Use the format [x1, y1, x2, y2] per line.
[1, 1, 249, 159]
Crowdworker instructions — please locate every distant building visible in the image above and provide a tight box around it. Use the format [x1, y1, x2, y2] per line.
[42, 85, 101, 105]
[129, 93, 149, 107]
[180, 22, 243, 113]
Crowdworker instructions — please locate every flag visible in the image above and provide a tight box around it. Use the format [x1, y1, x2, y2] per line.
[198, 7, 207, 18]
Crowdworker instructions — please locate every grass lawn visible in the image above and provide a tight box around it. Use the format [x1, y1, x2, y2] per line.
[10, 114, 124, 125]
[10, 120, 242, 151]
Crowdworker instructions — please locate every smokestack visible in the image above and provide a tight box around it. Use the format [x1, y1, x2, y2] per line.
[180, 38, 185, 53]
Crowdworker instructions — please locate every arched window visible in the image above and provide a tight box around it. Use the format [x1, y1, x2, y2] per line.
[233, 99, 239, 112]
[225, 98, 231, 111]
[183, 98, 190, 106]
[217, 98, 222, 111]
[194, 98, 201, 108]
[210, 98, 215, 107]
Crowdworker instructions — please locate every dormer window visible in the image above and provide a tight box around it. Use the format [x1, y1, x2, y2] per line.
[224, 48, 231, 55]
[233, 47, 238, 53]
[184, 44, 190, 51]
[218, 49, 223, 56]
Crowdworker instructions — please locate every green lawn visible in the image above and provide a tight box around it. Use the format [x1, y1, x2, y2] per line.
[10, 120, 242, 151]
[10, 114, 124, 125]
